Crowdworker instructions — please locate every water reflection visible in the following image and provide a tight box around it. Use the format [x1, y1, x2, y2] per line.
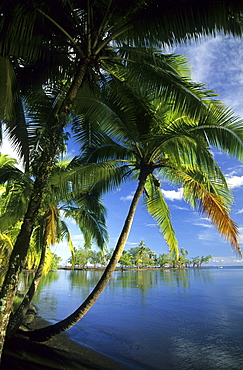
[68, 269, 103, 289]
[34, 268, 215, 294]
[31, 268, 243, 369]
[17, 271, 35, 296]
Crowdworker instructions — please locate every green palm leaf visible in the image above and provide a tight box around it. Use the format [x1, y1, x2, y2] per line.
[144, 176, 179, 258]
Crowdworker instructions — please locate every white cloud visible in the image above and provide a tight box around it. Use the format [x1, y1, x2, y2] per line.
[173, 205, 188, 211]
[177, 36, 243, 117]
[226, 175, 243, 189]
[239, 228, 243, 244]
[1, 135, 22, 163]
[198, 231, 218, 241]
[72, 234, 85, 241]
[120, 192, 134, 201]
[226, 165, 243, 177]
[144, 223, 157, 227]
[125, 241, 138, 246]
[193, 223, 213, 228]
[236, 209, 243, 214]
[162, 187, 183, 201]
[210, 256, 243, 265]
[188, 36, 223, 83]
[1, 132, 25, 170]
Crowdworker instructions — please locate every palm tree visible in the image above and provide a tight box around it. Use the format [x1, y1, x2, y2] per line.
[23, 68, 243, 342]
[157, 253, 171, 268]
[1, 0, 243, 355]
[177, 248, 189, 268]
[199, 255, 213, 267]
[0, 155, 108, 337]
[192, 257, 201, 268]
[119, 250, 133, 269]
[129, 241, 154, 268]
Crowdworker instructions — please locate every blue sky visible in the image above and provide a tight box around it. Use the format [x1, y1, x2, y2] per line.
[2, 35, 243, 265]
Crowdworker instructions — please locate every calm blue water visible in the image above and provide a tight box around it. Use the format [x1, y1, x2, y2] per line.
[32, 268, 243, 369]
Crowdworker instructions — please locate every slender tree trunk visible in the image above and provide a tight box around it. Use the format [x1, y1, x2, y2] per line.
[24, 171, 149, 342]
[6, 243, 47, 338]
[0, 162, 51, 358]
[0, 58, 90, 361]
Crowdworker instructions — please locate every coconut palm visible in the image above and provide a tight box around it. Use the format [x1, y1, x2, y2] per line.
[1, 0, 243, 356]
[129, 241, 155, 268]
[0, 155, 108, 337]
[23, 70, 243, 342]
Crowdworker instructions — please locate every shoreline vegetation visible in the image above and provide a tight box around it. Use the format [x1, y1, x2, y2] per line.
[62, 243, 213, 271]
[58, 266, 209, 271]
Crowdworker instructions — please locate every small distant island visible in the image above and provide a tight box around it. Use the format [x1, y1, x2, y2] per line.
[57, 241, 212, 270]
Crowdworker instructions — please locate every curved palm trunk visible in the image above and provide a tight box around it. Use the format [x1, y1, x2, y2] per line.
[6, 243, 47, 338]
[0, 58, 90, 360]
[0, 165, 51, 358]
[24, 170, 149, 342]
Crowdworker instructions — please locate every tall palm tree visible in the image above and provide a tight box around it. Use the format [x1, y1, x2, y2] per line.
[1, 0, 243, 356]
[24, 72, 243, 342]
[0, 155, 108, 337]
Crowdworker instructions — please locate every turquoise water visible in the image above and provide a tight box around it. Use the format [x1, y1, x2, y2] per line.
[32, 268, 243, 369]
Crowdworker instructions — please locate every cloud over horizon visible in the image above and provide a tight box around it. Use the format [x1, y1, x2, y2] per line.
[226, 175, 243, 189]
[162, 188, 183, 201]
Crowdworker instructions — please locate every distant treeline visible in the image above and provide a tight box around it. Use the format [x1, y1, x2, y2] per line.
[66, 241, 212, 269]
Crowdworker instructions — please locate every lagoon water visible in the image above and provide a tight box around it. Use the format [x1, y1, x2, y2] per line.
[32, 267, 243, 369]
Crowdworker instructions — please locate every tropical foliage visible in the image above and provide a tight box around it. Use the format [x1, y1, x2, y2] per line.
[21, 60, 243, 342]
[0, 0, 243, 359]
[70, 242, 213, 269]
[71, 69, 243, 256]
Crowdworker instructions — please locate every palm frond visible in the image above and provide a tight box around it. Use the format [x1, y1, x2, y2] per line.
[191, 106, 243, 161]
[144, 175, 179, 257]
[178, 170, 241, 255]
[119, 1, 243, 47]
[0, 57, 19, 123]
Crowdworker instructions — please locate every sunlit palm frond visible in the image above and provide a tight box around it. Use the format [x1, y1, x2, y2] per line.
[64, 190, 109, 250]
[178, 170, 240, 255]
[144, 176, 179, 258]
[0, 233, 13, 255]
[54, 219, 74, 267]
[200, 192, 240, 255]
[73, 209, 108, 250]
[118, 52, 219, 120]
[0, 180, 32, 232]
[191, 105, 243, 161]
[50, 160, 129, 197]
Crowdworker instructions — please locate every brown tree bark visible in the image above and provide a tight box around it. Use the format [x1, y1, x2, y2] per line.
[0, 58, 90, 360]
[6, 242, 47, 338]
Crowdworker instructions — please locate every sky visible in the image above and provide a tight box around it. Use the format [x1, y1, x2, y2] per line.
[2, 35, 243, 265]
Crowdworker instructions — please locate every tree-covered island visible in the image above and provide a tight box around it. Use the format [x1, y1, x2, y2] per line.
[67, 241, 212, 269]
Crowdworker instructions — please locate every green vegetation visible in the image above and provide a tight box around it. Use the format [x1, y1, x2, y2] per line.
[50, 254, 62, 271]
[70, 242, 212, 269]
[0, 0, 243, 361]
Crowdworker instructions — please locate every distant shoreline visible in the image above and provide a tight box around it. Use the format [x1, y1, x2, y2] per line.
[57, 266, 209, 271]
